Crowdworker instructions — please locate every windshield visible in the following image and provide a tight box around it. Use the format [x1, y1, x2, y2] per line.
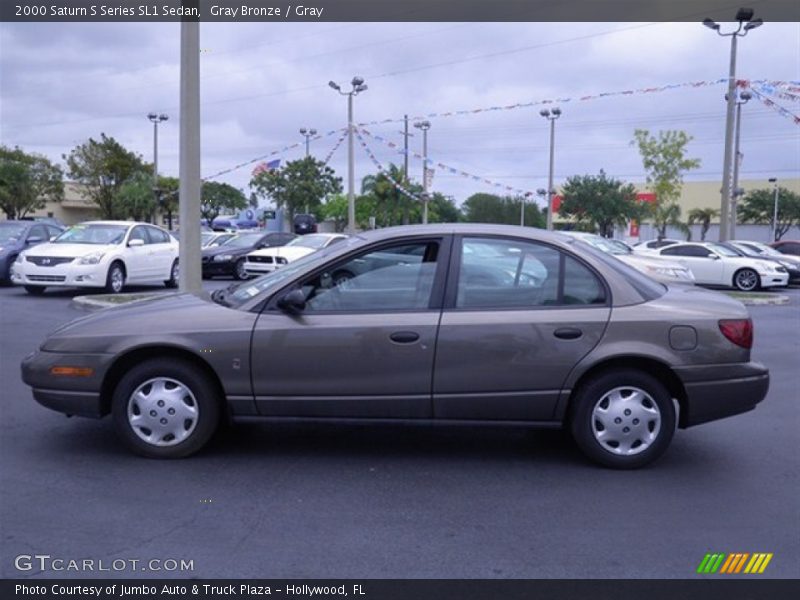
[222, 234, 262, 248]
[288, 234, 335, 249]
[54, 224, 127, 245]
[707, 243, 739, 257]
[0, 223, 26, 243]
[585, 236, 629, 256]
[742, 241, 779, 256]
[223, 236, 365, 308]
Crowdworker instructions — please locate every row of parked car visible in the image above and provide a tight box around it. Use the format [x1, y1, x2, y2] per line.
[2, 217, 798, 294]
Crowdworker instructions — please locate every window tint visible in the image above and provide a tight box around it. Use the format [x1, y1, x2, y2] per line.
[146, 226, 170, 244]
[662, 245, 709, 257]
[129, 226, 149, 244]
[46, 225, 62, 238]
[300, 241, 439, 312]
[456, 237, 605, 309]
[29, 225, 48, 241]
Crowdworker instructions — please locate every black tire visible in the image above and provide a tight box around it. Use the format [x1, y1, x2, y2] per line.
[105, 261, 126, 294]
[24, 285, 46, 295]
[733, 268, 760, 292]
[332, 270, 354, 287]
[111, 358, 221, 458]
[569, 369, 676, 469]
[164, 259, 179, 288]
[233, 258, 248, 280]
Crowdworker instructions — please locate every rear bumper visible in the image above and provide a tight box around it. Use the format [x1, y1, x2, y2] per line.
[674, 361, 769, 427]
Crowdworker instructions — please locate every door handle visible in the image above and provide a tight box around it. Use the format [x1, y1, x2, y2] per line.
[390, 331, 420, 344]
[554, 328, 583, 340]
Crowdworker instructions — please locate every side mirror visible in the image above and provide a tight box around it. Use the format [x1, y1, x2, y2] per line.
[128, 239, 145, 247]
[277, 289, 307, 314]
[709, 254, 720, 260]
[49, 236, 57, 242]
[26, 236, 43, 244]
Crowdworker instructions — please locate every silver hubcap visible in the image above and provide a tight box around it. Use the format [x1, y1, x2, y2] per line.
[110, 268, 123, 292]
[236, 260, 247, 279]
[591, 386, 661, 456]
[736, 270, 757, 290]
[127, 377, 198, 447]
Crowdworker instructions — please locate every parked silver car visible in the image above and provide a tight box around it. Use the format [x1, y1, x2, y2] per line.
[21, 225, 768, 468]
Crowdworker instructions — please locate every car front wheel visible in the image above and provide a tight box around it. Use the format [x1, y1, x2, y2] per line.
[105, 262, 125, 294]
[733, 268, 759, 292]
[111, 358, 220, 458]
[233, 258, 248, 280]
[569, 369, 676, 469]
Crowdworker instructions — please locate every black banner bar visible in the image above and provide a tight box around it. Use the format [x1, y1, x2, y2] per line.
[3, 0, 800, 23]
[3, 579, 800, 600]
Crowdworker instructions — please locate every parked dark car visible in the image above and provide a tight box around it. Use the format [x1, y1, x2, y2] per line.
[22, 224, 769, 468]
[201, 231, 296, 279]
[293, 214, 317, 235]
[0, 220, 64, 282]
[771, 240, 800, 257]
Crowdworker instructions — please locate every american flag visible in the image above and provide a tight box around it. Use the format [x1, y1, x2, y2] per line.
[252, 159, 281, 177]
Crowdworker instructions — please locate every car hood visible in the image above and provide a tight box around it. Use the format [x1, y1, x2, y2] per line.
[23, 242, 116, 258]
[202, 245, 252, 258]
[248, 246, 313, 260]
[41, 293, 257, 353]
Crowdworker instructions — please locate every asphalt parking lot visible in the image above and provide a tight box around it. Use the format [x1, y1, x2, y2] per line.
[0, 281, 798, 579]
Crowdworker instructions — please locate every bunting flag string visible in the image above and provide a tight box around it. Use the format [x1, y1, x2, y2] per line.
[356, 78, 736, 126]
[322, 131, 348, 166]
[747, 87, 800, 125]
[751, 82, 800, 104]
[354, 130, 423, 202]
[358, 127, 537, 199]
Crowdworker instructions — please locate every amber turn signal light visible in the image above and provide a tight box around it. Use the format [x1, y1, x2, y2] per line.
[50, 366, 94, 377]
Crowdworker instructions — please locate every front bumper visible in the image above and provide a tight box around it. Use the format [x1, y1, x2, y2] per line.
[21, 349, 112, 418]
[244, 261, 278, 274]
[202, 259, 237, 277]
[759, 272, 789, 288]
[674, 361, 769, 427]
[12, 260, 107, 288]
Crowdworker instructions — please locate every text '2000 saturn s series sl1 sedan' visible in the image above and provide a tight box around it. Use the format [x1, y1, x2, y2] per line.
[21, 225, 769, 468]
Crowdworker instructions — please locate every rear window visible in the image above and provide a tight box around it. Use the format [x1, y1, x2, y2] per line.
[570, 240, 666, 301]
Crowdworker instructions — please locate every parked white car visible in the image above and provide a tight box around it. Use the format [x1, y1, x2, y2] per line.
[12, 221, 179, 294]
[564, 232, 695, 285]
[653, 242, 788, 291]
[245, 233, 348, 276]
[632, 239, 681, 255]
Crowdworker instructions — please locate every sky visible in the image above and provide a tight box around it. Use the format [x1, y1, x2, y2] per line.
[1, 19, 799, 210]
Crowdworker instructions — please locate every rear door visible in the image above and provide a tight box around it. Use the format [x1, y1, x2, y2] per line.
[432, 236, 611, 421]
[145, 226, 175, 280]
[250, 236, 450, 418]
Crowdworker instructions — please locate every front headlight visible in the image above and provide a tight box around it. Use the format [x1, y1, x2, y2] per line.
[213, 254, 234, 262]
[78, 251, 106, 265]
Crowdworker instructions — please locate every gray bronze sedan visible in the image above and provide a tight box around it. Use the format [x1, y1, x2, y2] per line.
[21, 225, 769, 468]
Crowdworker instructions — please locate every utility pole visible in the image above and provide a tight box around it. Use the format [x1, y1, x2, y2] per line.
[769, 177, 779, 242]
[730, 90, 751, 240]
[398, 115, 414, 225]
[147, 113, 168, 226]
[178, 21, 202, 295]
[414, 120, 432, 224]
[299, 127, 317, 157]
[540, 108, 562, 231]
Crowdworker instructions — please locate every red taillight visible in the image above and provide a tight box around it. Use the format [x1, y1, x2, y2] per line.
[719, 319, 753, 349]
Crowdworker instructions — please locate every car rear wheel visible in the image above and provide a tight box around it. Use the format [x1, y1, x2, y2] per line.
[105, 262, 125, 294]
[569, 369, 676, 469]
[24, 285, 46, 295]
[164, 259, 179, 288]
[733, 268, 759, 292]
[111, 358, 220, 458]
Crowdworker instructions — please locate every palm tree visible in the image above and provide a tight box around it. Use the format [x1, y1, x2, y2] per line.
[651, 201, 689, 241]
[361, 163, 419, 227]
[687, 208, 719, 241]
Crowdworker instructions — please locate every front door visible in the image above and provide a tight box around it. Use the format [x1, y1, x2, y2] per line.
[433, 236, 611, 421]
[250, 237, 450, 419]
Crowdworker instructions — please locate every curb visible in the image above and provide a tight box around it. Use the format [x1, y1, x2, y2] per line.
[722, 293, 791, 306]
[70, 293, 167, 311]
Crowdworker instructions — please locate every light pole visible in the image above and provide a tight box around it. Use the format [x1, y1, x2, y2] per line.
[729, 89, 751, 239]
[540, 107, 561, 230]
[703, 8, 763, 241]
[299, 127, 317, 157]
[329, 77, 368, 234]
[147, 112, 168, 225]
[414, 120, 432, 224]
[769, 177, 779, 241]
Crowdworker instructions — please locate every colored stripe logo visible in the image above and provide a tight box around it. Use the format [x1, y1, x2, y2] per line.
[697, 553, 773, 574]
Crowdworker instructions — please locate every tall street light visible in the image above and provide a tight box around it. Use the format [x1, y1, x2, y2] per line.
[729, 89, 752, 239]
[147, 112, 168, 225]
[768, 177, 779, 242]
[703, 7, 763, 241]
[329, 76, 368, 234]
[414, 120, 432, 224]
[540, 107, 561, 231]
[299, 127, 317, 157]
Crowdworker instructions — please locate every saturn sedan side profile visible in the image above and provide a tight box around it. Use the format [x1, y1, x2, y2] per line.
[21, 225, 769, 468]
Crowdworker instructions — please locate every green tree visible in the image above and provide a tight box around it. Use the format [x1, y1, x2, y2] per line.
[157, 176, 180, 230]
[117, 171, 156, 222]
[427, 193, 461, 223]
[63, 133, 146, 220]
[739, 187, 800, 241]
[633, 129, 700, 240]
[558, 170, 641, 237]
[321, 193, 378, 232]
[361, 164, 422, 227]
[250, 156, 342, 221]
[201, 181, 248, 226]
[462, 193, 544, 227]
[0, 146, 64, 219]
[687, 207, 719, 241]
